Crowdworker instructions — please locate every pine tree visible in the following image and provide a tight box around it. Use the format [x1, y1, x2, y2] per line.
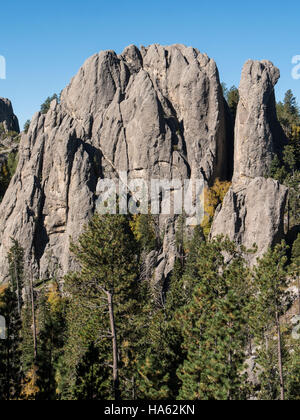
[227, 86, 239, 121]
[136, 224, 206, 400]
[136, 310, 174, 400]
[136, 265, 186, 400]
[7, 239, 24, 316]
[291, 234, 300, 315]
[286, 342, 300, 400]
[270, 92, 300, 230]
[277, 90, 300, 131]
[34, 282, 67, 400]
[176, 238, 251, 400]
[59, 214, 140, 400]
[130, 213, 157, 253]
[250, 242, 291, 400]
[0, 285, 22, 400]
[69, 342, 110, 400]
[40, 94, 58, 114]
[24, 120, 30, 134]
[20, 301, 35, 376]
[0, 241, 25, 400]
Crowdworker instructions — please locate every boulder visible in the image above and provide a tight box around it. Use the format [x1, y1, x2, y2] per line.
[210, 178, 288, 261]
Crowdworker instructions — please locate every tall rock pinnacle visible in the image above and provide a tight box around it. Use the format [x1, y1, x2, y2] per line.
[233, 60, 285, 181]
[211, 60, 288, 261]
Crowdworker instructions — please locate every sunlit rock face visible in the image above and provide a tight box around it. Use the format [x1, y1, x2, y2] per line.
[0, 44, 231, 286]
[211, 60, 288, 262]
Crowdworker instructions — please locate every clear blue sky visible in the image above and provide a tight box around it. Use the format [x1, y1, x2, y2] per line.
[1, 0, 300, 129]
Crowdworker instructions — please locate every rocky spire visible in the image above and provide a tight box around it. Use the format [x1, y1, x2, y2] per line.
[0, 98, 19, 133]
[211, 60, 288, 261]
[233, 60, 285, 182]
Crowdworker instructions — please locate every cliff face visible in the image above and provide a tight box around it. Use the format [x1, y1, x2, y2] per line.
[0, 98, 20, 168]
[0, 44, 231, 283]
[211, 60, 288, 261]
[0, 47, 288, 282]
[0, 98, 20, 196]
[0, 98, 19, 133]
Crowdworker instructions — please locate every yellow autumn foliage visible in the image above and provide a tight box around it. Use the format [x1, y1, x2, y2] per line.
[0, 284, 8, 310]
[0, 284, 7, 296]
[201, 178, 231, 237]
[47, 282, 62, 313]
[291, 124, 300, 139]
[21, 365, 40, 400]
[130, 214, 145, 243]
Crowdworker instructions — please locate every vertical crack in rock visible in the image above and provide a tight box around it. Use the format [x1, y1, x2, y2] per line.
[211, 60, 288, 262]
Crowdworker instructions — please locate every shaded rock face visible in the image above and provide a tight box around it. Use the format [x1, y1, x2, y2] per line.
[0, 98, 20, 133]
[211, 60, 288, 261]
[0, 44, 231, 283]
[0, 99, 20, 185]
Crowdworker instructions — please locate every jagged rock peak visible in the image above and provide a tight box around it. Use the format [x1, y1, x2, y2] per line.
[0, 98, 20, 133]
[233, 59, 285, 182]
[59, 43, 227, 183]
[0, 44, 230, 283]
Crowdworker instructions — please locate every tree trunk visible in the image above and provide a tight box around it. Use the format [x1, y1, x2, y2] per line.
[287, 195, 290, 234]
[14, 261, 21, 316]
[30, 272, 38, 361]
[132, 376, 136, 400]
[276, 310, 285, 401]
[6, 321, 10, 400]
[107, 291, 120, 400]
[298, 276, 300, 316]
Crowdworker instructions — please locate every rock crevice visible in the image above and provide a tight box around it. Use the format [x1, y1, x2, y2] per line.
[211, 60, 288, 261]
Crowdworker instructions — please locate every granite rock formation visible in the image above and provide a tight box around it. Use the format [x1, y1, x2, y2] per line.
[233, 60, 285, 181]
[0, 99, 20, 192]
[0, 52, 289, 281]
[211, 60, 288, 260]
[0, 44, 231, 284]
[211, 178, 288, 260]
[0, 98, 19, 133]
